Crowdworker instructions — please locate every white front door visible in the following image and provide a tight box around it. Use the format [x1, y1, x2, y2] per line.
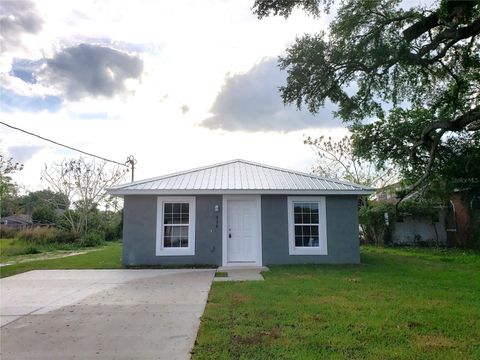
[223, 196, 262, 266]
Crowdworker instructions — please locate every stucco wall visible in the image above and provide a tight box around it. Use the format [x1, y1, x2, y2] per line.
[122, 195, 223, 266]
[122, 194, 360, 266]
[261, 195, 360, 264]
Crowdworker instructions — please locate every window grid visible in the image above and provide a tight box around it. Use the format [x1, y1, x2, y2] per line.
[293, 202, 320, 248]
[163, 202, 190, 248]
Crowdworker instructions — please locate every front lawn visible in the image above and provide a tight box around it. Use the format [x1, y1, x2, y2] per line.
[0, 241, 122, 278]
[193, 246, 480, 359]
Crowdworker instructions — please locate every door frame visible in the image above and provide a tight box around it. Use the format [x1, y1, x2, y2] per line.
[222, 195, 263, 267]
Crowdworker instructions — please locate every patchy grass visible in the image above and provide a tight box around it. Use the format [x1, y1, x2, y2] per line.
[215, 272, 229, 278]
[0, 241, 122, 278]
[0, 238, 109, 263]
[193, 246, 480, 360]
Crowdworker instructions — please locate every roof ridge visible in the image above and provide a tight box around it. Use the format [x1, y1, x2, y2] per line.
[234, 159, 371, 190]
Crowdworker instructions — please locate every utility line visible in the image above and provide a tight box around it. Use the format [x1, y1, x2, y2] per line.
[0, 121, 127, 167]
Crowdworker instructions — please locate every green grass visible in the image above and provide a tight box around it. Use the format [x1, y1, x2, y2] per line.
[0, 238, 107, 262]
[193, 246, 480, 360]
[215, 272, 229, 278]
[0, 241, 122, 278]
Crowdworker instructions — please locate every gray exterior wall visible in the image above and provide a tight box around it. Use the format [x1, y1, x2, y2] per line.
[122, 194, 360, 266]
[261, 195, 360, 264]
[122, 195, 222, 266]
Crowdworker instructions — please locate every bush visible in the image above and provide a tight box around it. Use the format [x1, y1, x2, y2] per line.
[80, 231, 105, 247]
[0, 226, 19, 238]
[15, 227, 76, 244]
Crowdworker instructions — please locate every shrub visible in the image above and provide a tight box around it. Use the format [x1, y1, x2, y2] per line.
[16, 227, 76, 244]
[80, 231, 105, 247]
[0, 226, 19, 238]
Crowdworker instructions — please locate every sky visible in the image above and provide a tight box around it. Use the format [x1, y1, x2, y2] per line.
[0, 0, 350, 191]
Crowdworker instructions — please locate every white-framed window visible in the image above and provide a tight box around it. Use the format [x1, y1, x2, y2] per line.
[156, 197, 196, 256]
[287, 196, 327, 255]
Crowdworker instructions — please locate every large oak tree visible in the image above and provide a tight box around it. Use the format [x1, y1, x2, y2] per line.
[253, 0, 480, 198]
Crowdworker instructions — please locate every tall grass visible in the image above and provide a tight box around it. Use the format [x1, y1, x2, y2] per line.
[15, 227, 76, 244]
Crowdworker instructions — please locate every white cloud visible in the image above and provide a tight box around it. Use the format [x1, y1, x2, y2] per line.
[1, 0, 346, 190]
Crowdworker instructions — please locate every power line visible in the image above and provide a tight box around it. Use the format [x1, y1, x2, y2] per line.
[0, 121, 127, 167]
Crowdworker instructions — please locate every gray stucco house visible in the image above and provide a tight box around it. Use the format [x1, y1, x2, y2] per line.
[108, 159, 373, 267]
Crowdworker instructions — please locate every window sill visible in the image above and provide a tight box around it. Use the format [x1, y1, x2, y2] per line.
[156, 248, 195, 256]
[289, 247, 328, 256]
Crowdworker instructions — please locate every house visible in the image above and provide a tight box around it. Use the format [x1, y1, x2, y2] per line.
[0, 214, 33, 230]
[107, 159, 373, 267]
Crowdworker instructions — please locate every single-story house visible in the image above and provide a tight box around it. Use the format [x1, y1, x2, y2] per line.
[107, 159, 373, 267]
[0, 214, 33, 230]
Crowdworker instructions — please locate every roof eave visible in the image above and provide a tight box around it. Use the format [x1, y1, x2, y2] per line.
[107, 189, 375, 196]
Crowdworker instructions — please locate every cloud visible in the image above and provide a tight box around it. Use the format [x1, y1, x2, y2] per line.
[200, 58, 342, 132]
[0, 0, 43, 51]
[8, 145, 43, 163]
[39, 44, 144, 100]
[0, 87, 62, 112]
[180, 104, 190, 114]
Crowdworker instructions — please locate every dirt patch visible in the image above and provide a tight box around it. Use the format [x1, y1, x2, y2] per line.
[231, 293, 252, 303]
[0, 249, 99, 267]
[415, 334, 457, 348]
[233, 329, 281, 345]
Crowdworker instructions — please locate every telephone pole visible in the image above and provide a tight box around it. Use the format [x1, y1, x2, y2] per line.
[125, 155, 137, 182]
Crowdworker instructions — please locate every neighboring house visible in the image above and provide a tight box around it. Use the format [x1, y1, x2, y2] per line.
[392, 209, 447, 246]
[0, 214, 33, 230]
[108, 159, 373, 267]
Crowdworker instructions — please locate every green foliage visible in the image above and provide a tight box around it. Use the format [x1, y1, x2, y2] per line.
[18, 189, 69, 224]
[253, 0, 480, 197]
[15, 227, 76, 244]
[80, 231, 105, 247]
[359, 200, 441, 245]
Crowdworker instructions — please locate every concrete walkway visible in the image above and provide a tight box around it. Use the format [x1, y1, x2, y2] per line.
[214, 266, 269, 282]
[0, 269, 215, 360]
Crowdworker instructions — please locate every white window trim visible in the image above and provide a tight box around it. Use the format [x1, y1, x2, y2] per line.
[156, 196, 196, 256]
[287, 196, 328, 255]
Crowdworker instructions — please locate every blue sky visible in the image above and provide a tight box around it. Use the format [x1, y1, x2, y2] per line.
[0, 0, 348, 190]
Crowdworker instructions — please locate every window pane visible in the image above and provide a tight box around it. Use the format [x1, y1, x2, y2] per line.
[164, 203, 173, 213]
[295, 236, 303, 247]
[310, 203, 319, 212]
[180, 238, 188, 247]
[171, 238, 180, 247]
[302, 213, 311, 224]
[294, 205, 302, 213]
[180, 212, 189, 224]
[294, 225, 320, 248]
[164, 225, 188, 248]
[164, 236, 172, 247]
[311, 213, 319, 224]
[173, 203, 181, 213]
[164, 213, 173, 224]
[294, 213, 302, 224]
[181, 203, 189, 214]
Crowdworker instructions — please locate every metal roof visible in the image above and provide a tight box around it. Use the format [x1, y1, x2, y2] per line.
[108, 159, 374, 195]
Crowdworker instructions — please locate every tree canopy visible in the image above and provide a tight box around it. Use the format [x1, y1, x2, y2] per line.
[253, 0, 479, 197]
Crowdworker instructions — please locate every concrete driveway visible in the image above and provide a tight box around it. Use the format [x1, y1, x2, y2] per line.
[0, 269, 215, 360]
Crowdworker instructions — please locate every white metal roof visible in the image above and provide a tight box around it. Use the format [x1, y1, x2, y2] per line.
[107, 159, 374, 195]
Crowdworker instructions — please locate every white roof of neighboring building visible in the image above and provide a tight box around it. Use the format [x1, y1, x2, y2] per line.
[108, 159, 374, 195]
